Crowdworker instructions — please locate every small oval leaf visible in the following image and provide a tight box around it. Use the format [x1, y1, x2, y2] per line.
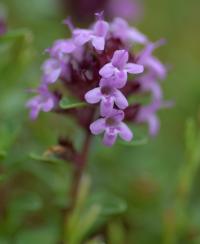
[88, 192, 127, 216]
[59, 97, 87, 110]
[29, 152, 65, 165]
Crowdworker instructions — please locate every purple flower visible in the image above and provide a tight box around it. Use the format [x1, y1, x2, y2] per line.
[49, 39, 76, 60]
[42, 58, 63, 84]
[85, 78, 128, 116]
[111, 17, 148, 44]
[135, 100, 172, 136]
[90, 109, 133, 146]
[26, 13, 170, 147]
[26, 86, 57, 120]
[73, 16, 109, 50]
[137, 73, 163, 100]
[99, 50, 144, 86]
[72, 46, 84, 62]
[137, 40, 167, 80]
[42, 39, 80, 84]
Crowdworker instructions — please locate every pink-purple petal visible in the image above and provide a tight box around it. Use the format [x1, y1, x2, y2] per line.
[85, 88, 101, 104]
[100, 97, 114, 117]
[114, 70, 127, 87]
[99, 78, 112, 87]
[147, 115, 160, 136]
[111, 50, 129, 69]
[99, 63, 115, 78]
[119, 122, 133, 141]
[109, 109, 125, 123]
[26, 97, 39, 108]
[29, 107, 40, 120]
[103, 131, 118, 147]
[138, 43, 155, 62]
[138, 74, 162, 100]
[93, 20, 109, 37]
[125, 63, 144, 74]
[42, 59, 62, 84]
[148, 82, 162, 100]
[43, 98, 55, 112]
[110, 18, 147, 44]
[72, 46, 84, 62]
[110, 17, 128, 40]
[91, 36, 105, 51]
[145, 57, 166, 79]
[73, 29, 92, 46]
[90, 118, 106, 135]
[128, 27, 148, 44]
[114, 90, 128, 109]
[51, 39, 76, 59]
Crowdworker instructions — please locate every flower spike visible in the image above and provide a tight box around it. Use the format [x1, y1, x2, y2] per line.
[27, 12, 170, 146]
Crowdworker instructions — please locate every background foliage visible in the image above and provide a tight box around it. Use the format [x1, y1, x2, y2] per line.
[0, 0, 200, 243]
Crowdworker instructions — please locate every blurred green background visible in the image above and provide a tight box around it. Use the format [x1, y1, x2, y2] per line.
[0, 0, 200, 243]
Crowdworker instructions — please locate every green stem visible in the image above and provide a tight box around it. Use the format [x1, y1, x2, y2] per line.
[70, 131, 92, 206]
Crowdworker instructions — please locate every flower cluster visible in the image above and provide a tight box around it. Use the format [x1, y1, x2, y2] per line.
[27, 13, 170, 147]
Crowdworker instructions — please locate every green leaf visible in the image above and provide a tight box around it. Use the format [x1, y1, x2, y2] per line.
[0, 150, 6, 160]
[73, 193, 127, 241]
[107, 220, 126, 244]
[0, 119, 21, 152]
[15, 225, 59, 244]
[29, 152, 66, 165]
[0, 174, 7, 183]
[85, 238, 105, 244]
[67, 205, 102, 244]
[88, 192, 127, 216]
[10, 193, 43, 212]
[59, 97, 87, 110]
[0, 29, 33, 43]
[65, 175, 92, 242]
[185, 118, 196, 155]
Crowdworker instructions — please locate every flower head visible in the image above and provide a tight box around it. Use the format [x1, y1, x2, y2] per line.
[27, 13, 170, 147]
[90, 109, 133, 146]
